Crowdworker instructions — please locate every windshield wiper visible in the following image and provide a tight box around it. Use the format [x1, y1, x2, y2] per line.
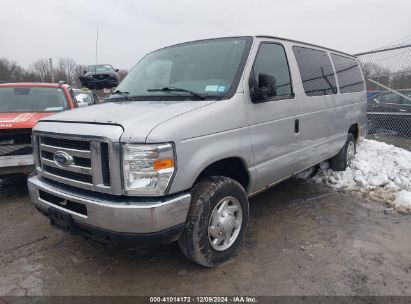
[107, 90, 130, 101]
[147, 87, 206, 99]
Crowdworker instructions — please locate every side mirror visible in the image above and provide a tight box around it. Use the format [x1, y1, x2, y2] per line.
[249, 72, 277, 103]
[115, 69, 119, 73]
[83, 70, 87, 74]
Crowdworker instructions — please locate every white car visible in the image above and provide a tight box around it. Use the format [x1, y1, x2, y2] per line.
[73, 89, 99, 107]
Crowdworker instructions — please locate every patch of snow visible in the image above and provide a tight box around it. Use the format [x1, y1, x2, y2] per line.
[394, 191, 411, 213]
[303, 139, 411, 213]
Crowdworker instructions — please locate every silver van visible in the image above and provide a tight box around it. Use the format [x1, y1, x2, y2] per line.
[28, 36, 366, 266]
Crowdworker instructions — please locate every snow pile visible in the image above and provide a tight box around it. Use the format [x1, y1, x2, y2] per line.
[307, 139, 411, 213]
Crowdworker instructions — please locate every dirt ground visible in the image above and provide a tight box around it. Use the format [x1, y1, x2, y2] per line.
[1, 175, 411, 296]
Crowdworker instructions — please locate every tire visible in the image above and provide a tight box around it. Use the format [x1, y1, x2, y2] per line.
[330, 133, 356, 171]
[178, 176, 249, 267]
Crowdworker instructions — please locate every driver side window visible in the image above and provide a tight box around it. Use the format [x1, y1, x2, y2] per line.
[250, 42, 293, 103]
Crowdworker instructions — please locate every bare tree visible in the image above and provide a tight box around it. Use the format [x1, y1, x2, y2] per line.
[0, 57, 131, 86]
[360, 62, 391, 91]
[54, 57, 78, 83]
[74, 64, 87, 87]
[31, 58, 52, 82]
[117, 69, 129, 83]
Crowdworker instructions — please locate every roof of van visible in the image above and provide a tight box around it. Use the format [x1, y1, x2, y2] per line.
[149, 36, 356, 59]
[254, 35, 355, 58]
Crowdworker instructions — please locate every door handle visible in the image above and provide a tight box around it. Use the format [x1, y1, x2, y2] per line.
[294, 119, 300, 134]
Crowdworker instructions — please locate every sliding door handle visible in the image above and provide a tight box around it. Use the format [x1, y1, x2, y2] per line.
[294, 119, 300, 134]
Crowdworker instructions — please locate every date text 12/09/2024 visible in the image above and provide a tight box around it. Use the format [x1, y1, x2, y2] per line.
[149, 296, 258, 303]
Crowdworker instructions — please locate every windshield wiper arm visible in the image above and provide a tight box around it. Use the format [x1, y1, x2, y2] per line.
[147, 87, 206, 99]
[108, 90, 130, 101]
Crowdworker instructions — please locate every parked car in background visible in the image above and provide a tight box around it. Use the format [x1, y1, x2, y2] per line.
[28, 36, 366, 266]
[73, 89, 99, 107]
[79, 64, 119, 90]
[367, 89, 411, 137]
[0, 82, 78, 175]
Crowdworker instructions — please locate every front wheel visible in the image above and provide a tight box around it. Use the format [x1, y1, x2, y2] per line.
[178, 176, 249, 267]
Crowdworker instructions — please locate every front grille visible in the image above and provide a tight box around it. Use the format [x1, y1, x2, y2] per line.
[0, 144, 32, 156]
[41, 137, 90, 150]
[0, 128, 32, 156]
[43, 165, 93, 184]
[41, 150, 91, 167]
[92, 74, 110, 80]
[36, 134, 112, 191]
[101, 142, 111, 186]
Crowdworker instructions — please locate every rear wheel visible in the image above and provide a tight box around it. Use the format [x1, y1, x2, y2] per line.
[178, 176, 249, 267]
[330, 133, 356, 171]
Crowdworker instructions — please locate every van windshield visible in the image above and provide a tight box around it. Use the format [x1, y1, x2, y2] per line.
[0, 87, 68, 113]
[111, 37, 251, 100]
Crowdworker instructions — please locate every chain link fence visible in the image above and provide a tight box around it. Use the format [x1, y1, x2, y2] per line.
[356, 37, 411, 151]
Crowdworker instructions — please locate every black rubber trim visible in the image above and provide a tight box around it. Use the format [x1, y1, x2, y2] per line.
[35, 206, 183, 247]
[73, 221, 184, 247]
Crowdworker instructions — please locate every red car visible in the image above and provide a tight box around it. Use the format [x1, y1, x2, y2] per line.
[0, 82, 78, 175]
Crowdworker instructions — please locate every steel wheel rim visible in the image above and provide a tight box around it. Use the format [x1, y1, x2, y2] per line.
[347, 141, 355, 166]
[208, 196, 243, 251]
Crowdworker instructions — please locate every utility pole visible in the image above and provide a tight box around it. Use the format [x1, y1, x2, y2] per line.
[49, 58, 54, 83]
[95, 29, 99, 70]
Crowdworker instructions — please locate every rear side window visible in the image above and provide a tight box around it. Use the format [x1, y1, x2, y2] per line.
[330, 54, 364, 93]
[252, 42, 293, 98]
[293, 46, 337, 96]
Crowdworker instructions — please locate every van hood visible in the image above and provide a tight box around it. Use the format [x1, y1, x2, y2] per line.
[0, 112, 53, 129]
[40, 100, 215, 142]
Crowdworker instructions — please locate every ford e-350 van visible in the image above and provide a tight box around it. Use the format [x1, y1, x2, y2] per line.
[28, 36, 366, 266]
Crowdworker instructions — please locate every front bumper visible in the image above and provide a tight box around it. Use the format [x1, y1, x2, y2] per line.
[83, 79, 118, 87]
[28, 175, 191, 239]
[0, 154, 34, 175]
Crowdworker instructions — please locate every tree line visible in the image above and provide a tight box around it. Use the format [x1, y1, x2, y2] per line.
[0, 57, 128, 87]
[1, 56, 409, 92]
[360, 62, 411, 91]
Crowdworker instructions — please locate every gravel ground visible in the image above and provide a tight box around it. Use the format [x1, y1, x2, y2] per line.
[1, 175, 411, 296]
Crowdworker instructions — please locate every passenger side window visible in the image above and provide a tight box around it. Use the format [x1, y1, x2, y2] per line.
[293, 46, 337, 96]
[250, 42, 293, 102]
[330, 54, 364, 93]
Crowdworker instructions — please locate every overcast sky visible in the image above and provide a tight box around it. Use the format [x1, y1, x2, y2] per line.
[1, 0, 410, 69]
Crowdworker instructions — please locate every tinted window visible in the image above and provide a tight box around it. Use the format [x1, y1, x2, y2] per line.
[331, 54, 364, 93]
[252, 43, 293, 98]
[293, 46, 337, 96]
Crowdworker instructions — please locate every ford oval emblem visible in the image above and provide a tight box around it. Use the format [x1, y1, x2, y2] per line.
[53, 151, 73, 167]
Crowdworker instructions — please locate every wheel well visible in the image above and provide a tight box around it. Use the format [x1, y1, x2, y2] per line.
[195, 158, 250, 191]
[349, 123, 359, 141]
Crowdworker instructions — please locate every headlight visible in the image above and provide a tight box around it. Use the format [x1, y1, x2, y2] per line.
[122, 143, 175, 196]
